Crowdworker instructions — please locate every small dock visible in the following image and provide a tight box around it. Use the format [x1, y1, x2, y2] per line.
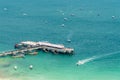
[0, 41, 74, 57]
[0, 47, 41, 57]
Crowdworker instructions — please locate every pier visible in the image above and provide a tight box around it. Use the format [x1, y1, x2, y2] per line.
[0, 47, 40, 57]
[0, 41, 74, 58]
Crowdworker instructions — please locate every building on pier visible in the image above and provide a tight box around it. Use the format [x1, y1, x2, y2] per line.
[15, 41, 74, 54]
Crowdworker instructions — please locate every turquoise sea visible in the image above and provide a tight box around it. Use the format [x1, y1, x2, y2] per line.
[0, 0, 120, 80]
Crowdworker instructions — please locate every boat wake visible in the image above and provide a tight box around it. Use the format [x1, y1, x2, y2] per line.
[67, 31, 74, 42]
[76, 56, 96, 65]
[76, 51, 120, 66]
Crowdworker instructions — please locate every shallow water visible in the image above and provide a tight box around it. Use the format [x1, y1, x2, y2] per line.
[0, 0, 120, 80]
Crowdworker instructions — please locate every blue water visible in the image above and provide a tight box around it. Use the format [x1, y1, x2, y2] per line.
[0, 0, 120, 80]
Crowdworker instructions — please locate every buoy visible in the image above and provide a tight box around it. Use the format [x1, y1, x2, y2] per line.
[29, 65, 33, 70]
[14, 66, 17, 70]
[22, 13, 27, 16]
[67, 39, 71, 43]
[3, 8, 8, 11]
[112, 16, 115, 19]
[61, 24, 65, 27]
[64, 18, 68, 21]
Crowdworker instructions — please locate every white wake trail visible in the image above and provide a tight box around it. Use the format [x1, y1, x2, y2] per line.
[76, 51, 120, 66]
[67, 31, 73, 40]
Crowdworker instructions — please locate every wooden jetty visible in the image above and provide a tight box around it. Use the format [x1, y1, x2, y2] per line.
[0, 41, 74, 57]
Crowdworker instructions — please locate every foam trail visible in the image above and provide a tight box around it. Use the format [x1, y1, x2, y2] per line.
[76, 56, 96, 65]
[76, 51, 120, 65]
[67, 31, 74, 41]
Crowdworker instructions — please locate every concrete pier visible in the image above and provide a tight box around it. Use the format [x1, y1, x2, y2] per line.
[15, 41, 74, 54]
[0, 41, 74, 57]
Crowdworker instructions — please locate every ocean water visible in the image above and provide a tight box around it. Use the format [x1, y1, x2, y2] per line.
[0, 0, 120, 80]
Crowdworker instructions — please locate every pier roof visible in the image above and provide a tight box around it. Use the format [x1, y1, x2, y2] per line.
[21, 41, 37, 46]
[38, 42, 65, 48]
[20, 41, 65, 49]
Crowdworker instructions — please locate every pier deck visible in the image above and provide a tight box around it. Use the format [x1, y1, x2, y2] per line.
[0, 46, 42, 57]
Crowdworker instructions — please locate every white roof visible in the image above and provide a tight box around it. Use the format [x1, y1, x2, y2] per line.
[21, 41, 65, 48]
[38, 42, 64, 48]
[21, 41, 37, 46]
